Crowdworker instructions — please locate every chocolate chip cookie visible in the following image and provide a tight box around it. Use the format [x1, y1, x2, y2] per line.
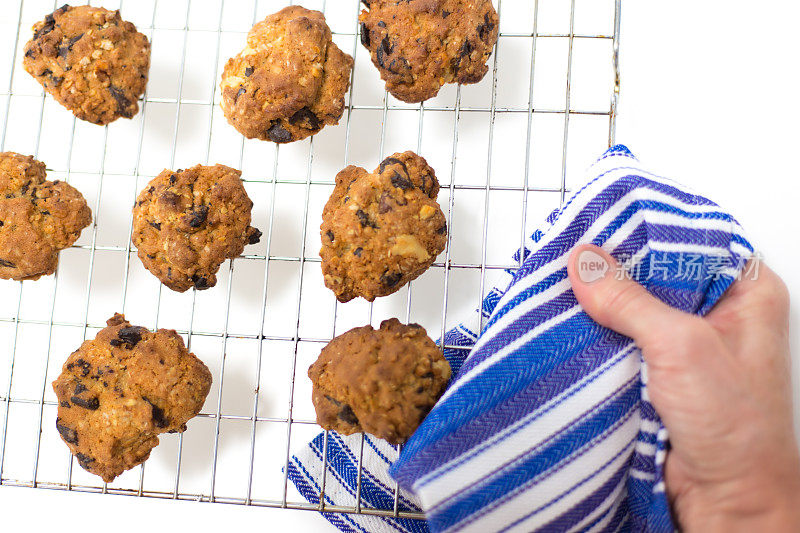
[309, 318, 450, 445]
[360, 0, 499, 103]
[132, 164, 261, 293]
[23, 5, 151, 125]
[52, 313, 212, 483]
[220, 6, 353, 143]
[320, 151, 447, 302]
[0, 152, 91, 281]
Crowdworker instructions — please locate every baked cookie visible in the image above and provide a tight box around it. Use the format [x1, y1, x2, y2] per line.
[132, 164, 261, 293]
[309, 318, 450, 445]
[52, 313, 212, 483]
[220, 6, 353, 143]
[359, 0, 499, 103]
[320, 151, 447, 302]
[0, 152, 91, 281]
[23, 5, 151, 125]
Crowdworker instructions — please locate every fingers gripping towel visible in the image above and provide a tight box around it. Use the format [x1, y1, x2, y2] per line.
[287, 145, 755, 533]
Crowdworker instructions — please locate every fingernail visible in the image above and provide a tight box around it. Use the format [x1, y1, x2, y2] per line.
[576, 249, 609, 283]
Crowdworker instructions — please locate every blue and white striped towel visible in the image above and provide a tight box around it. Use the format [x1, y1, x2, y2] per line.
[288, 145, 754, 532]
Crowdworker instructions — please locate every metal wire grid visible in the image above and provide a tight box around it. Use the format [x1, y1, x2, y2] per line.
[0, 0, 621, 522]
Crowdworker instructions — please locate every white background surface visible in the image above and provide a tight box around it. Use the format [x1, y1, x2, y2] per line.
[2, 1, 799, 531]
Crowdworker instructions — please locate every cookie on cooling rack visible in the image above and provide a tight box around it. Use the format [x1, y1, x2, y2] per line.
[0, 152, 91, 281]
[132, 164, 262, 293]
[309, 318, 450, 445]
[320, 151, 447, 303]
[52, 313, 212, 483]
[22, 4, 151, 125]
[219, 6, 353, 143]
[359, 0, 499, 103]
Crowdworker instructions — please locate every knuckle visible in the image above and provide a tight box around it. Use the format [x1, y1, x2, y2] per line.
[602, 281, 647, 320]
[677, 317, 712, 347]
[763, 271, 790, 314]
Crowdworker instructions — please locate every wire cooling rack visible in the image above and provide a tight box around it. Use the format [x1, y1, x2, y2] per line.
[0, 0, 621, 523]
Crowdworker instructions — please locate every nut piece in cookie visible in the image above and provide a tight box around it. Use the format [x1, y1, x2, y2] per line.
[309, 318, 450, 445]
[132, 164, 261, 293]
[0, 152, 91, 281]
[22, 5, 151, 125]
[220, 6, 354, 143]
[359, 0, 499, 103]
[320, 151, 447, 302]
[52, 313, 212, 482]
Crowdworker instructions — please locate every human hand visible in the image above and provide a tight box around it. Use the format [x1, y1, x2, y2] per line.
[567, 244, 800, 532]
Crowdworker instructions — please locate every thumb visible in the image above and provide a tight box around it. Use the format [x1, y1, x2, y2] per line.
[567, 244, 695, 353]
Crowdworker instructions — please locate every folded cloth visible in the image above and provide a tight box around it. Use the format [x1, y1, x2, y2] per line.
[288, 145, 755, 532]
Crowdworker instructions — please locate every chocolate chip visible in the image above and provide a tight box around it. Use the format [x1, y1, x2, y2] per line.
[58, 33, 83, 58]
[167, 267, 172, 279]
[70, 396, 99, 410]
[108, 85, 133, 118]
[234, 86, 245, 102]
[356, 209, 377, 228]
[376, 42, 388, 68]
[75, 452, 95, 469]
[248, 227, 262, 245]
[169, 174, 177, 185]
[289, 107, 321, 130]
[442, 10, 451, 18]
[187, 204, 209, 228]
[33, 14, 56, 41]
[484, 12, 496, 31]
[337, 404, 359, 426]
[0, 259, 15, 268]
[49, 75, 64, 85]
[25, 49, 35, 59]
[451, 40, 475, 73]
[390, 172, 413, 190]
[59, 401, 71, 408]
[192, 274, 209, 289]
[389, 57, 411, 76]
[148, 221, 161, 230]
[437, 222, 447, 235]
[378, 193, 393, 214]
[143, 397, 169, 428]
[112, 326, 145, 349]
[379, 156, 409, 175]
[67, 358, 92, 377]
[324, 395, 341, 406]
[421, 371, 434, 378]
[420, 175, 434, 196]
[380, 271, 402, 288]
[56, 419, 78, 445]
[380, 35, 393, 56]
[353, 247, 362, 257]
[159, 191, 180, 207]
[267, 122, 292, 143]
[477, 23, 489, 41]
[360, 23, 370, 47]
[377, 21, 386, 28]
[325, 230, 335, 242]
[74, 383, 87, 395]
[244, 66, 254, 76]
[20, 181, 30, 195]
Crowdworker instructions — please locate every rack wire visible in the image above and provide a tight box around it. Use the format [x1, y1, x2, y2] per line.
[0, 0, 621, 524]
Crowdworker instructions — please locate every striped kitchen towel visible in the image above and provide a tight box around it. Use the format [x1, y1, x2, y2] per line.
[288, 145, 755, 532]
